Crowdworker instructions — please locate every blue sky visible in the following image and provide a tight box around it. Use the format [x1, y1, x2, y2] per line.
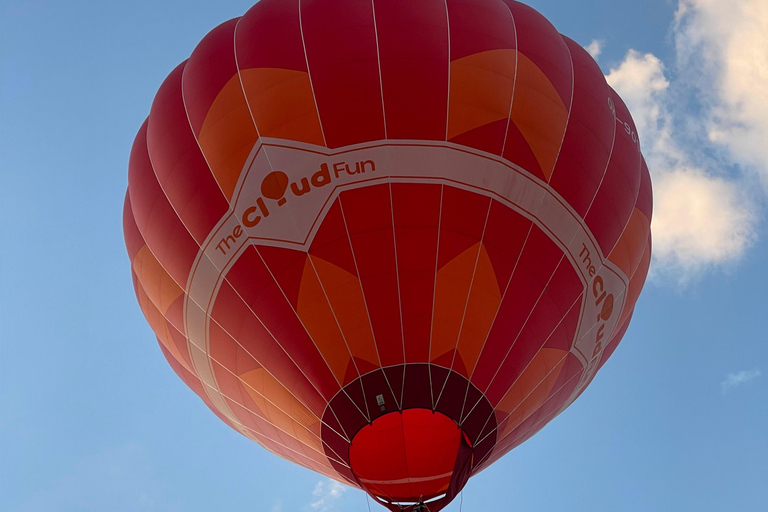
[1, 1, 766, 511]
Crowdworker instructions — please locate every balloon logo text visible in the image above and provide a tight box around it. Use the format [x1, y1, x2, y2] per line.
[215, 159, 376, 256]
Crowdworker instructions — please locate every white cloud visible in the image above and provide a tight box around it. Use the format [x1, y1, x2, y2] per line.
[651, 168, 754, 277]
[584, 39, 603, 60]
[307, 479, 347, 512]
[676, 0, 768, 181]
[721, 369, 761, 392]
[271, 500, 283, 512]
[604, 0, 767, 283]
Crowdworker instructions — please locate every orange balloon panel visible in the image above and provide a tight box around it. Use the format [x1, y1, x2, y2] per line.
[123, 1, 652, 510]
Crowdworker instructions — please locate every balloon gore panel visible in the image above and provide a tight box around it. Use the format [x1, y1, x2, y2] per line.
[124, 1, 652, 510]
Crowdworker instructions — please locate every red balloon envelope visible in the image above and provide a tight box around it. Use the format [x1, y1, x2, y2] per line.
[124, 0, 652, 510]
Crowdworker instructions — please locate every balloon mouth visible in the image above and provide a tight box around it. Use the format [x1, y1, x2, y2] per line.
[319, 364, 497, 509]
[349, 409, 470, 505]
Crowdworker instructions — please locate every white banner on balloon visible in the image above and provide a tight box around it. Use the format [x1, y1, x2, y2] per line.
[183, 138, 629, 431]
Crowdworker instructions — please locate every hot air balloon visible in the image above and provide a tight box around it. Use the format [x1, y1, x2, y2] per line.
[123, 0, 652, 510]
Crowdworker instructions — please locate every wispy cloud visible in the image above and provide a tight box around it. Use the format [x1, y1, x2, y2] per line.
[306, 479, 347, 512]
[676, 0, 768, 179]
[584, 39, 603, 60]
[271, 500, 283, 512]
[604, 0, 768, 284]
[721, 369, 761, 392]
